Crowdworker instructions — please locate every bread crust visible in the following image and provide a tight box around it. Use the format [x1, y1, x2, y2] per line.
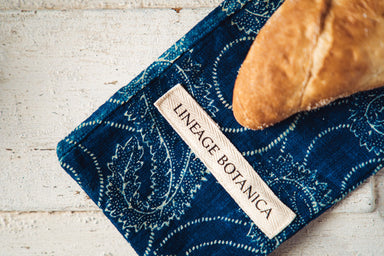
[233, 0, 384, 130]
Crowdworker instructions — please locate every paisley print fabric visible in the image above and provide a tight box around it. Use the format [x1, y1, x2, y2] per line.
[57, 0, 384, 255]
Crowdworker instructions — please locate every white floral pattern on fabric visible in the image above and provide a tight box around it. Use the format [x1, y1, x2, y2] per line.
[231, 0, 283, 35]
[56, 0, 384, 255]
[105, 93, 208, 236]
[221, 0, 250, 16]
[350, 91, 384, 155]
[263, 154, 332, 219]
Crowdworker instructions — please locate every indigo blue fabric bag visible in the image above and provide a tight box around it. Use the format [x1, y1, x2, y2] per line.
[57, 0, 384, 255]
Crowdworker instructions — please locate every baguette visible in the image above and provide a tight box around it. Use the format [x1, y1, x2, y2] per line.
[233, 0, 384, 130]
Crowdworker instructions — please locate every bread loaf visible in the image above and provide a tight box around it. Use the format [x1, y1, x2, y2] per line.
[233, 0, 384, 130]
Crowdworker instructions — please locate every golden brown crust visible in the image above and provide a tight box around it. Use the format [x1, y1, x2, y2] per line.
[233, 0, 384, 130]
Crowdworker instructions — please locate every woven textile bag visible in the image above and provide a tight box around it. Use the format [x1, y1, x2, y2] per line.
[57, 0, 384, 255]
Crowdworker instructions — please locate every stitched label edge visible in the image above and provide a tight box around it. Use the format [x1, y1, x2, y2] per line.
[154, 84, 296, 239]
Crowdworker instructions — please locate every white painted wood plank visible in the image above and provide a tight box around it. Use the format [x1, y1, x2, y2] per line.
[0, 1, 19, 10]
[0, 149, 99, 211]
[376, 170, 384, 217]
[0, 211, 138, 256]
[142, 0, 222, 8]
[0, 0, 222, 10]
[1, 211, 383, 256]
[15, 0, 140, 10]
[0, 9, 378, 213]
[0, 9, 211, 148]
[271, 211, 384, 256]
[331, 177, 376, 213]
[0, 9, 210, 211]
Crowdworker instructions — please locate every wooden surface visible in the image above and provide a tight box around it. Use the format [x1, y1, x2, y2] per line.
[1, 1, 383, 255]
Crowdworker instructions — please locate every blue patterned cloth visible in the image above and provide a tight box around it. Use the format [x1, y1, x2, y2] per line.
[57, 0, 384, 255]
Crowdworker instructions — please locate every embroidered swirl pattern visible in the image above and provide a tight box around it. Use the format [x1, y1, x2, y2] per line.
[57, 0, 384, 255]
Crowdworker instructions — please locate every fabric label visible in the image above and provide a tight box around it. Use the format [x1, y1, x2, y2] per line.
[154, 84, 296, 239]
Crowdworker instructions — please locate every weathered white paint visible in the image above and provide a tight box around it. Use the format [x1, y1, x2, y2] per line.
[0, 211, 137, 256]
[0, 8, 377, 213]
[1, 211, 383, 256]
[0, 9, 210, 211]
[0, 150, 99, 211]
[0, 0, 222, 10]
[0, 9, 211, 145]
[142, 0, 222, 8]
[331, 177, 376, 213]
[271, 211, 384, 256]
[0, 3, 383, 256]
[377, 170, 384, 217]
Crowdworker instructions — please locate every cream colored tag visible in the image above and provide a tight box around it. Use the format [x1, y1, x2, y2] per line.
[154, 84, 296, 239]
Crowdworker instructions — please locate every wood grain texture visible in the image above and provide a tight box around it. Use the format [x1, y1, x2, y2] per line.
[0, 9, 210, 211]
[0, 211, 137, 256]
[0, 0, 222, 10]
[0, 4, 383, 256]
[271, 211, 384, 256]
[1, 211, 383, 256]
[377, 170, 384, 217]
